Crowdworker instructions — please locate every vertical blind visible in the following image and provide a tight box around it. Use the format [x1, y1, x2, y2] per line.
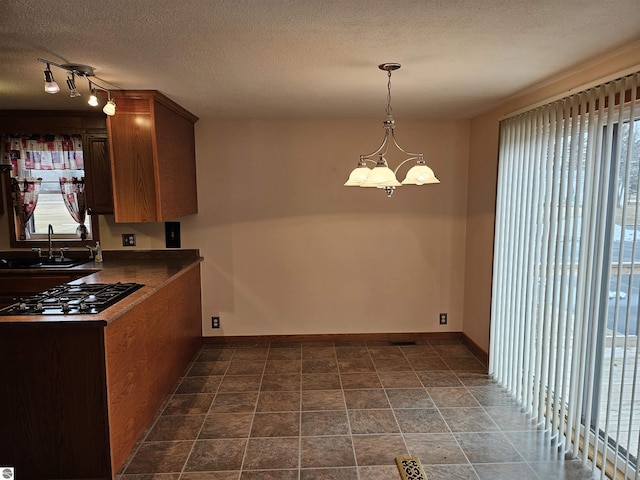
[491, 72, 640, 478]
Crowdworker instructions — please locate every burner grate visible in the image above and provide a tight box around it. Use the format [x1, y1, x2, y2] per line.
[0, 282, 144, 316]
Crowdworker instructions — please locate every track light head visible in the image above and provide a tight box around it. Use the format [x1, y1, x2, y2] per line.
[88, 90, 99, 106]
[66, 75, 81, 98]
[103, 99, 116, 116]
[43, 64, 60, 94]
[87, 81, 99, 106]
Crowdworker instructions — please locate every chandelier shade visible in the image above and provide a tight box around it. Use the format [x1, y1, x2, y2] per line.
[344, 162, 371, 186]
[344, 63, 439, 197]
[402, 164, 440, 185]
[359, 157, 401, 188]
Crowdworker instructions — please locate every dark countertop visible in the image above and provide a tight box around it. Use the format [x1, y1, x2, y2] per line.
[0, 250, 202, 325]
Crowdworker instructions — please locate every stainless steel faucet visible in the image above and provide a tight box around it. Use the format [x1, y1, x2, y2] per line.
[47, 224, 54, 260]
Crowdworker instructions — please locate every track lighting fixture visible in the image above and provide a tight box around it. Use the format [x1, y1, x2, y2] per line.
[43, 64, 60, 94]
[37, 57, 117, 116]
[344, 63, 439, 197]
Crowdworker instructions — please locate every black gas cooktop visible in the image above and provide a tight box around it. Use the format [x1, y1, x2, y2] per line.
[0, 282, 144, 316]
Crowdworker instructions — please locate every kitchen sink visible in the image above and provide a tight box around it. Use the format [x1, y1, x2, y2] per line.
[0, 258, 91, 269]
[36, 259, 91, 268]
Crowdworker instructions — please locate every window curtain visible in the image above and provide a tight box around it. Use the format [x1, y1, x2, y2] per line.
[10, 177, 42, 240]
[491, 72, 640, 478]
[2, 134, 84, 176]
[59, 177, 88, 240]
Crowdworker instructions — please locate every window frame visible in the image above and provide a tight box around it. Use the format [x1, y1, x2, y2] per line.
[2, 173, 100, 249]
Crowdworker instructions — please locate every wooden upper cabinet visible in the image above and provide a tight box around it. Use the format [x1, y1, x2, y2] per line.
[106, 91, 199, 223]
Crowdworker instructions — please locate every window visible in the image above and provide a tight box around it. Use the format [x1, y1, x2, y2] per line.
[2, 134, 99, 248]
[592, 115, 640, 468]
[491, 72, 640, 478]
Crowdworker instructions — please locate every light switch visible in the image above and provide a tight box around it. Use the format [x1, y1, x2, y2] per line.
[165, 222, 181, 248]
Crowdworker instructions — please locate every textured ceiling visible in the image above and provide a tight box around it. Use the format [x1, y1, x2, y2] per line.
[1, 0, 639, 119]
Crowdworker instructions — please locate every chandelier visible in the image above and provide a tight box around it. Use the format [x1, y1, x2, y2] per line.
[344, 63, 439, 197]
[38, 58, 117, 116]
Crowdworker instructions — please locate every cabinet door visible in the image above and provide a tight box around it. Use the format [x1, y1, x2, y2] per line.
[0, 173, 4, 215]
[84, 134, 114, 215]
[108, 108, 159, 222]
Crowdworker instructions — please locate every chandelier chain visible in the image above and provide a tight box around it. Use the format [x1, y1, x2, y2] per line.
[386, 70, 393, 116]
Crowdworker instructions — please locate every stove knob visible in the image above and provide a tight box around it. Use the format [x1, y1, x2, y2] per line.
[79, 301, 88, 311]
[19, 302, 27, 311]
[35, 302, 43, 311]
[61, 302, 70, 313]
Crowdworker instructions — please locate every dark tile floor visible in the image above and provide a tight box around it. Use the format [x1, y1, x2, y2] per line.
[116, 340, 600, 480]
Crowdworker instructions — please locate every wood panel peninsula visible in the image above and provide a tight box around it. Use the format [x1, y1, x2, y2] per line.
[0, 250, 203, 480]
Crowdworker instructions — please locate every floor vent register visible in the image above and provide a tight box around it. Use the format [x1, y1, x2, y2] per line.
[395, 455, 428, 480]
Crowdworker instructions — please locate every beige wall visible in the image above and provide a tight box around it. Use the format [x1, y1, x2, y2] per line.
[186, 118, 470, 336]
[463, 39, 640, 353]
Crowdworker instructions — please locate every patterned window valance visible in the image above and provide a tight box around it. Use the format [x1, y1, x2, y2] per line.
[2, 134, 84, 176]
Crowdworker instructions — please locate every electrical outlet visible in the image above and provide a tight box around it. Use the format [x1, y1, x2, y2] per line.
[212, 316, 220, 328]
[439, 313, 448, 325]
[122, 234, 136, 247]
